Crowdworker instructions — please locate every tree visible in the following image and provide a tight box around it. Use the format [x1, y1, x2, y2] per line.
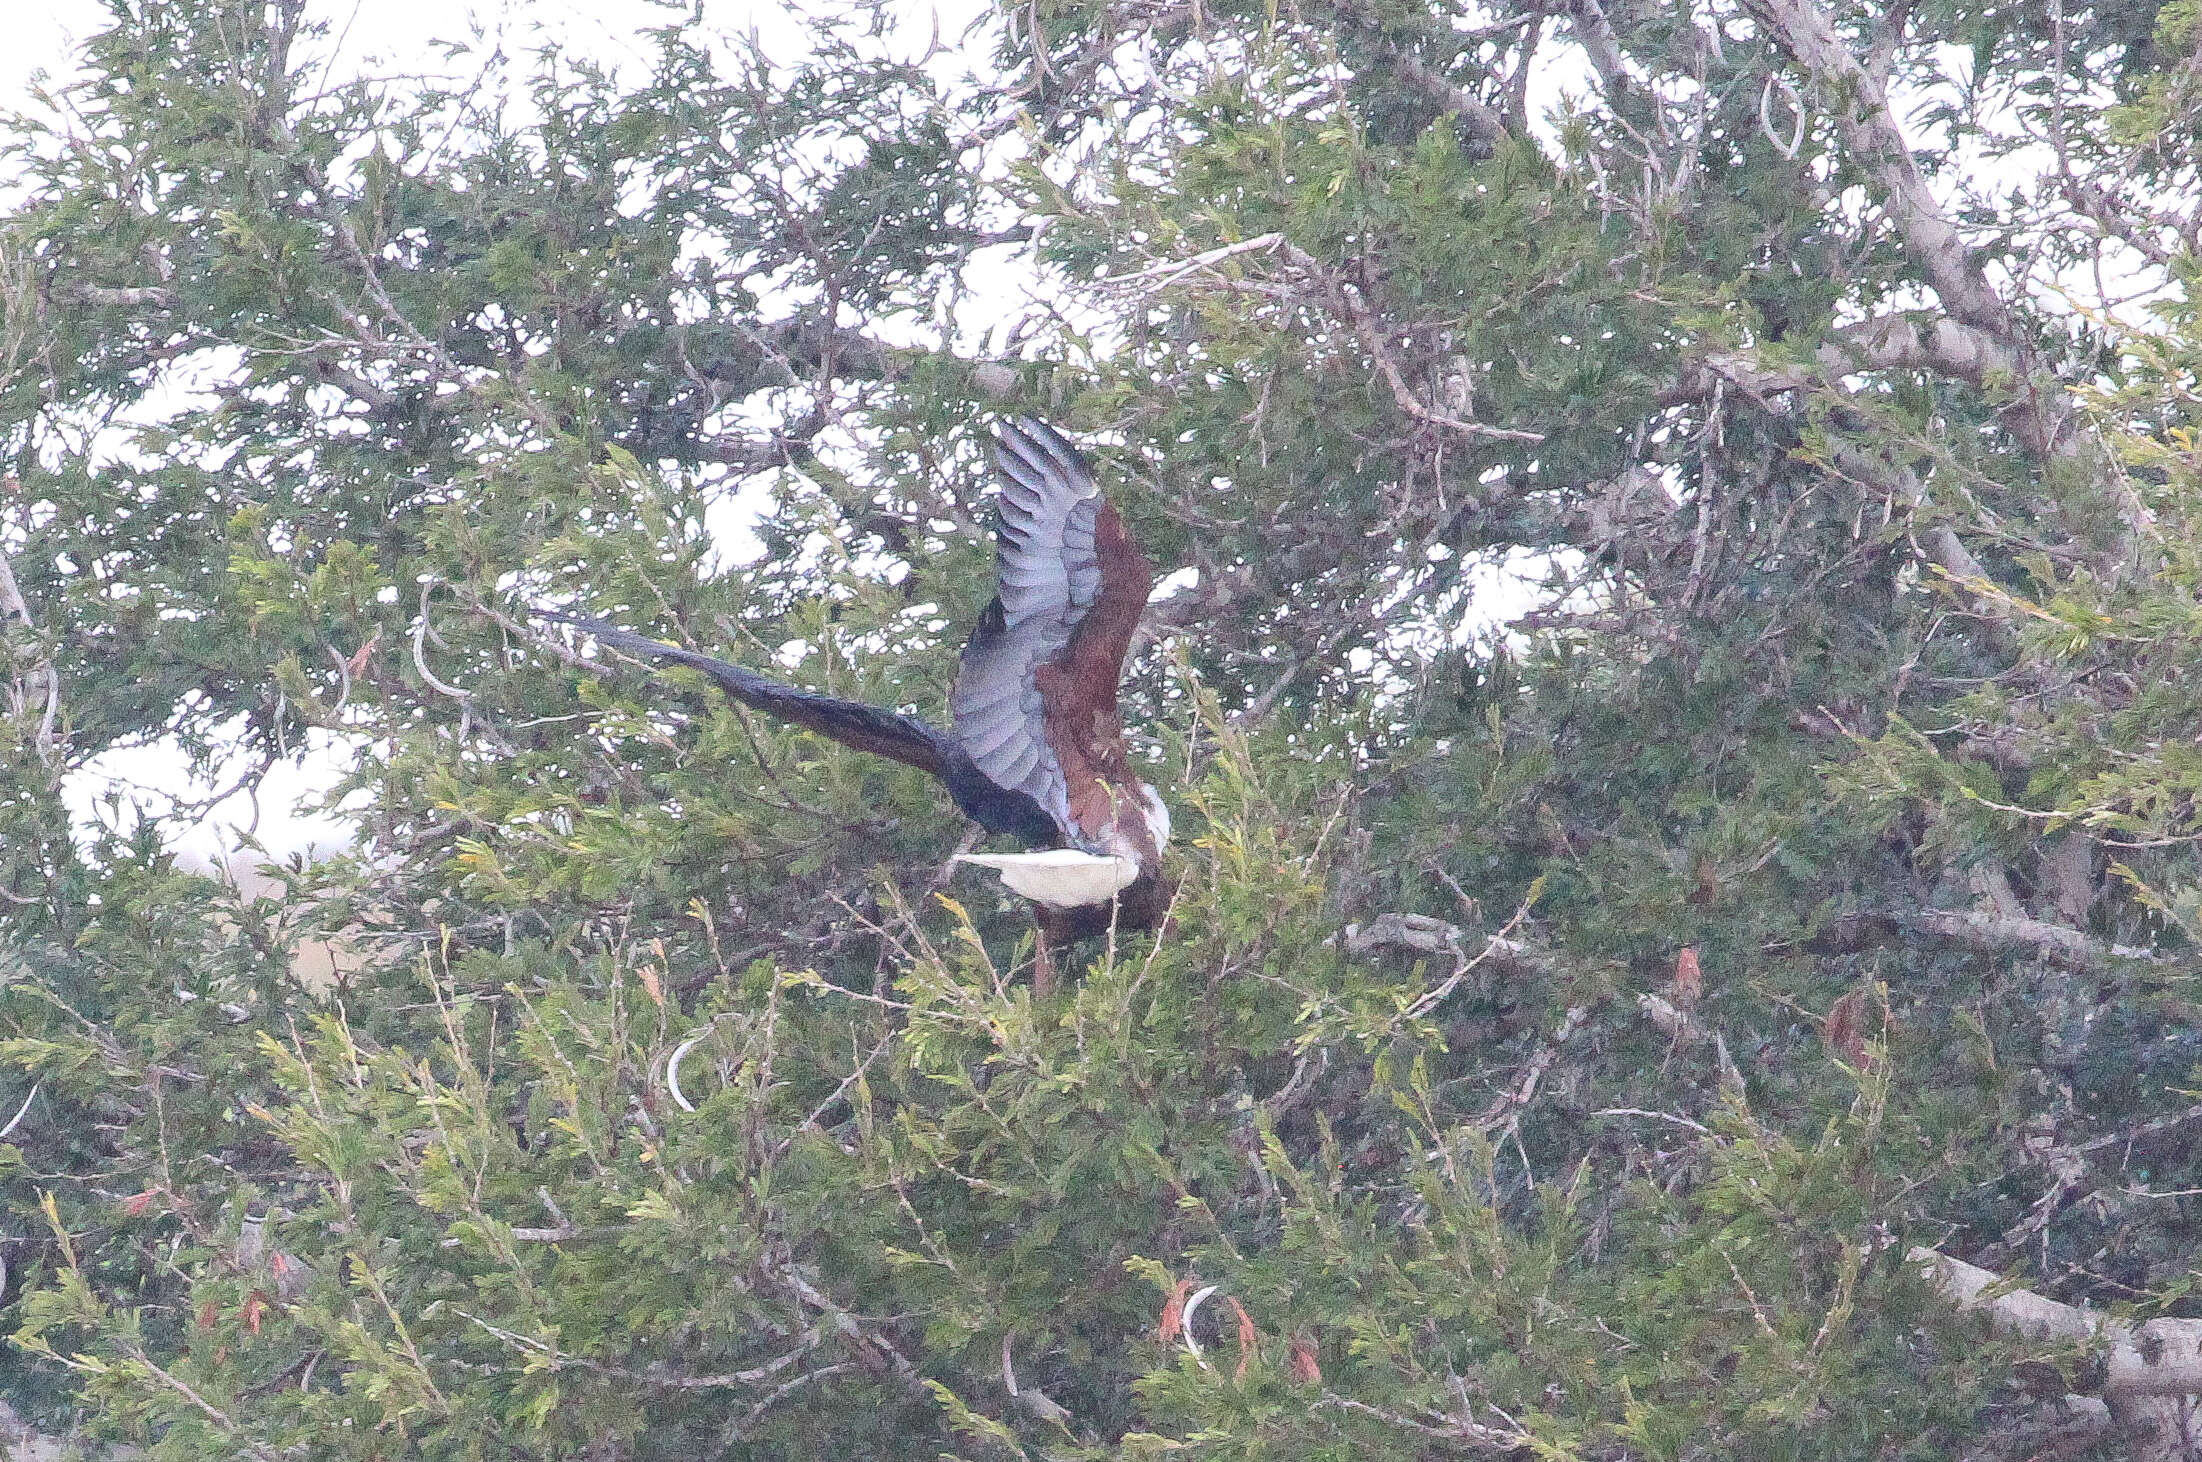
[3, 0, 2201, 1456]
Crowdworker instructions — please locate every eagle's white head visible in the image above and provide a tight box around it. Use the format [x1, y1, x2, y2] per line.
[953, 783, 1169, 910]
[952, 848, 1141, 909]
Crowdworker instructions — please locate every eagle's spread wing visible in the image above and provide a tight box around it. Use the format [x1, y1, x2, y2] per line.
[543, 609, 1065, 845]
[538, 417, 1150, 853]
[951, 419, 1152, 844]
[540, 610, 959, 777]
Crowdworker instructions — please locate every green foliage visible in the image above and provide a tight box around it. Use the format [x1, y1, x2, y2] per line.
[2, 0, 2199, 1457]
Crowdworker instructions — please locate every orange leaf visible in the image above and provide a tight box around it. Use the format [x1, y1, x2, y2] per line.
[343, 631, 380, 679]
[1156, 1277, 1196, 1346]
[123, 1189, 160, 1217]
[196, 1298, 218, 1332]
[1825, 988, 1868, 1065]
[242, 1291, 268, 1335]
[1671, 947, 1702, 1010]
[1227, 1296, 1258, 1380]
[1288, 1332, 1322, 1385]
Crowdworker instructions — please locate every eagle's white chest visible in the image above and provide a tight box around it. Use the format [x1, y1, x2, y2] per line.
[952, 849, 1140, 909]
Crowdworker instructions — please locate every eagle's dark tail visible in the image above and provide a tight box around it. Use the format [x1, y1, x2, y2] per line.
[535, 609, 958, 779]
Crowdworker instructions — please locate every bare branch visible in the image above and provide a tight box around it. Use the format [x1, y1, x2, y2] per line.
[1327, 0, 1514, 150]
[1668, 312, 2028, 411]
[1742, 0, 2001, 337]
[1000, 1331, 1072, 1427]
[1913, 1248, 2202, 1398]
[1638, 992, 1747, 1092]
[1110, 237, 1542, 442]
[1908, 907, 2160, 971]
[1742, 0, 2072, 454]
[73, 283, 177, 308]
[1341, 913, 1553, 981]
[1563, 0, 1635, 104]
[1312, 1391, 1532, 1451]
[0, 544, 60, 764]
[1476, 1005, 1588, 1130]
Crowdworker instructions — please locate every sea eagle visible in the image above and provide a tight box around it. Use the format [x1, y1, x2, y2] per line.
[541, 418, 1171, 992]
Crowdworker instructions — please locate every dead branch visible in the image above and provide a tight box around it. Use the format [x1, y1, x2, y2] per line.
[1313, 1391, 1532, 1452]
[1669, 312, 2028, 413]
[1341, 913, 1552, 980]
[1637, 992, 1747, 1092]
[0, 543, 60, 764]
[1476, 1004, 1588, 1130]
[1001, 1331, 1073, 1426]
[1913, 1248, 2202, 1398]
[1109, 237, 1544, 443]
[1741, 0, 2071, 456]
[1908, 907, 2160, 971]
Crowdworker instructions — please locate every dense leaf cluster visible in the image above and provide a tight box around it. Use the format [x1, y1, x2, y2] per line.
[1, 0, 2199, 1457]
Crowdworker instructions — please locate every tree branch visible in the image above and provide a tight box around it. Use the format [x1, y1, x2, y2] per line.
[1908, 907, 2159, 971]
[1741, 0, 2071, 455]
[1913, 1247, 2202, 1399]
[1742, 0, 2000, 338]
[0, 541, 60, 764]
[1312, 1391, 1532, 1451]
[1341, 912, 1554, 981]
[1327, 0, 1514, 150]
[1668, 312, 2028, 411]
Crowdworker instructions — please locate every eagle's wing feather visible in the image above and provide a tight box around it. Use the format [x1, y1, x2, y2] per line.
[538, 417, 1149, 856]
[951, 421, 1104, 837]
[539, 610, 959, 778]
[951, 419, 1151, 846]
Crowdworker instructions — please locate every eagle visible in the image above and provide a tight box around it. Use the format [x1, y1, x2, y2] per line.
[541, 418, 1172, 992]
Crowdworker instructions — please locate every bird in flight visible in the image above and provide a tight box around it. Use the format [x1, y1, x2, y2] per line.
[541, 418, 1171, 993]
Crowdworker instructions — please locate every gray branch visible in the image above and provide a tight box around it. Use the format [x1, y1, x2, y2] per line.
[0, 545, 60, 764]
[1741, 0, 2071, 455]
[1670, 312, 2028, 411]
[1342, 912, 1553, 980]
[1908, 907, 2160, 971]
[1328, 0, 1514, 150]
[1915, 1246, 2202, 1399]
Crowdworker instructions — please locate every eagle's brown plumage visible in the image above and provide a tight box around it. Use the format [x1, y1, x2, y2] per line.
[540, 417, 1171, 994]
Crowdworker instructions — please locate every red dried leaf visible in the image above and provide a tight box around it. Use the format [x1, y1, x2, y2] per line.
[1156, 1277, 1196, 1347]
[1227, 1296, 1258, 1380]
[1825, 988, 1869, 1065]
[1671, 947, 1703, 1010]
[123, 1189, 160, 1218]
[1288, 1332, 1322, 1385]
[343, 631, 380, 679]
[242, 1291, 268, 1335]
[195, 1298, 218, 1332]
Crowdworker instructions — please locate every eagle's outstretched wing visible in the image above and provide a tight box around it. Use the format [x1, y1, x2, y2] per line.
[538, 609, 1061, 845]
[951, 419, 1153, 844]
[538, 418, 1150, 852]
